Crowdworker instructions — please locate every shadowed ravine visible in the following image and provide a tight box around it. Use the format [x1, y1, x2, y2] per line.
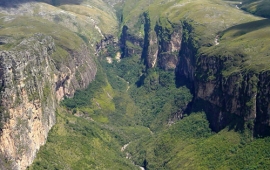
[0, 0, 270, 169]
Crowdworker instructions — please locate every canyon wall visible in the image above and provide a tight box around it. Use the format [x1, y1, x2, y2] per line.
[177, 23, 270, 136]
[0, 34, 96, 169]
[121, 15, 270, 136]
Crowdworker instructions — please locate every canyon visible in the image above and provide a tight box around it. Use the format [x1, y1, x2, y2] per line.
[0, 0, 270, 169]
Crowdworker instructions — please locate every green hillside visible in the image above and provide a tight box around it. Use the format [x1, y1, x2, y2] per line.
[1, 0, 270, 169]
[240, 0, 270, 18]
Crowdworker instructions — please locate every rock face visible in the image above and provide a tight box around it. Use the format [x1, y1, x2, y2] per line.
[121, 13, 270, 136]
[193, 55, 270, 135]
[141, 14, 182, 70]
[120, 25, 144, 58]
[96, 34, 119, 54]
[0, 34, 96, 169]
[176, 23, 270, 136]
[155, 20, 182, 70]
[121, 13, 182, 70]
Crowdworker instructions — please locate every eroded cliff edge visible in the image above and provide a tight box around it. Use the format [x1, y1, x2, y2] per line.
[177, 22, 270, 135]
[0, 34, 96, 169]
[120, 10, 270, 136]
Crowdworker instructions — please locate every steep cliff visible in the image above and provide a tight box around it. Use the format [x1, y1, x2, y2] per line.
[120, 0, 270, 135]
[120, 25, 144, 58]
[121, 12, 182, 70]
[1, 0, 270, 169]
[174, 18, 270, 135]
[0, 33, 96, 169]
[0, 0, 122, 168]
[154, 18, 182, 70]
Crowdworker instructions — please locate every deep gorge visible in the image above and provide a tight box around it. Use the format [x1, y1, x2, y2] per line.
[0, 0, 270, 169]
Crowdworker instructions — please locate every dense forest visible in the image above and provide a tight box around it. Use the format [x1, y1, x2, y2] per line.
[0, 0, 269, 169]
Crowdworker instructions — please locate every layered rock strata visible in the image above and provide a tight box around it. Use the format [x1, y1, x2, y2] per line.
[0, 34, 96, 169]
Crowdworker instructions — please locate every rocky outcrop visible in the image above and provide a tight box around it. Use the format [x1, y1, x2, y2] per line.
[155, 19, 182, 70]
[141, 12, 158, 68]
[135, 15, 270, 135]
[96, 34, 119, 54]
[120, 25, 144, 58]
[122, 13, 182, 70]
[145, 31, 158, 68]
[176, 22, 196, 83]
[194, 55, 270, 135]
[175, 22, 270, 136]
[0, 33, 96, 169]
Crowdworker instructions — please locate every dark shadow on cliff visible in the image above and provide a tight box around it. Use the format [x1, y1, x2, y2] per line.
[190, 98, 245, 133]
[135, 74, 146, 88]
[227, 114, 245, 132]
[222, 19, 270, 38]
[0, 0, 83, 8]
[175, 74, 194, 91]
[254, 123, 270, 137]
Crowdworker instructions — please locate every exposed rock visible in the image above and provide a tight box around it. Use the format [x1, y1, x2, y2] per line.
[176, 23, 270, 135]
[96, 34, 119, 54]
[120, 25, 144, 58]
[141, 12, 157, 68]
[123, 12, 182, 69]
[132, 13, 270, 135]
[0, 33, 96, 169]
[176, 21, 196, 83]
[155, 21, 182, 70]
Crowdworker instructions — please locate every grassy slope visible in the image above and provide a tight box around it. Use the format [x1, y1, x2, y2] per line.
[58, 0, 118, 36]
[5, 0, 269, 169]
[0, 0, 118, 50]
[122, 0, 259, 41]
[122, 0, 270, 74]
[239, 0, 270, 18]
[0, 15, 83, 50]
[201, 18, 270, 74]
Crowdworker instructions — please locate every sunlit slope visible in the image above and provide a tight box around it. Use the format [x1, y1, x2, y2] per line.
[122, 0, 259, 43]
[201, 18, 270, 74]
[0, 0, 118, 48]
[121, 0, 270, 74]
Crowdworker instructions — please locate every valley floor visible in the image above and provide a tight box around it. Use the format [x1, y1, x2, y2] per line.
[28, 51, 270, 170]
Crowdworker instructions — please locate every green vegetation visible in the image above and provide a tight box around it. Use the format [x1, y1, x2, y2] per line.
[59, 3, 118, 36]
[33, 35, 270, 169]
[27, 107, 138, 170]
[30, 32, 194, 169]
[240, 0, 270, 18]
[127, 112, 270, 169]
[121, 0, 270, 77]
[2, 0, 269, 169]
[0, 15, 83, 50]
[200, 18, 270, 74]
[122, 0, 259, 43]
